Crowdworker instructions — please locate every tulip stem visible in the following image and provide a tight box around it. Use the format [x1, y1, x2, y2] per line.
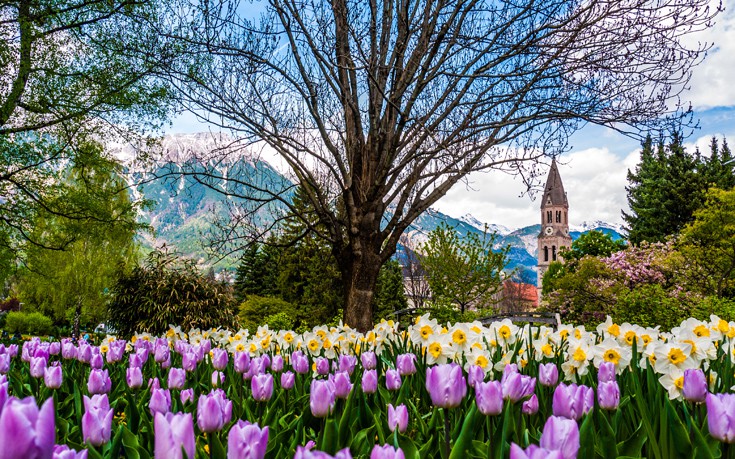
[444, 409, 451, 458]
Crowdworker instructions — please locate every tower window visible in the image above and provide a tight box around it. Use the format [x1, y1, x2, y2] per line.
[556, 211, 561, 223]
[564, 212, 567, 224]
[552, 245, 557, 261]
[546, 211, 552, 223]
[543, 246, 549, 262]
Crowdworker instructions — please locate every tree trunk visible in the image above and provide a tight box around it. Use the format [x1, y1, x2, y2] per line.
[341, 243, 383, 333]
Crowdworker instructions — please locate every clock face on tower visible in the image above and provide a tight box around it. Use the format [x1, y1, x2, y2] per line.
[544, 226, 553, 235]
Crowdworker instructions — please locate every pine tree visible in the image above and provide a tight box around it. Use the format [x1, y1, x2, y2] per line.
[703, 137, 735, 191]
[623, 134, 708, 244]
[373, 260, 408, 320]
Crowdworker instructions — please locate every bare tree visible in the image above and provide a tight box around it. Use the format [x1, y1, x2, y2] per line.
[165, 0, 717, 331]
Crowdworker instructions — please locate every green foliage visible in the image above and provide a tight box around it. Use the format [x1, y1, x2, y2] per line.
[233, 243, 279, 302]
[422, 222, 510, 313]
[107, 249, 237, 337]
[561, 230, 627, 262]
[4, 311, 53, 335]
[677, 187, 735, 297]
[265, 312, 295, 331]
[14, 141, 141, 329]
[623, 134, 733, 244]
[373, 260, 408, 321]
[239, 296, 298, 332]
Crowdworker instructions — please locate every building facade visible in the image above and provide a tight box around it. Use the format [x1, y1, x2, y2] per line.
[537, 159, 572, 290]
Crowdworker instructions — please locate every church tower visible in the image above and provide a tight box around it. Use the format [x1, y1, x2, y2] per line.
[537, 158, 572, 290]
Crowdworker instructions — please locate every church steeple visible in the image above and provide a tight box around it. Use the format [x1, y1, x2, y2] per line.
[537, 158, 572, 292]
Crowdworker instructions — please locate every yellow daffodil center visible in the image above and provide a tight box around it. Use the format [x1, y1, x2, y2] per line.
[428, 342, 442, 359]
[574, 329, 582, 339]
[674, 376, 684, 390]
[420, 326, 433, 340]
[694, 325, 710, 338]
[604, 349, 621, 365]
[642, 335, 652, 345]
[717, 320, 730, 333]
[572, 348, 587, 362]
[541, 344, 553, 356]
[498, 325, 511, 340]
[166, 329, 175, 338]
[284, 332, 294, 343]
[452, 330, 467, 345]
[668, 348, 687, 365]
[475, 355, 489, 368]
[235, 343, 245, 352]
[624, 331, 637, 345]
[608, 324, 620, 337]
[308, 340, 320, 352]
[559, 330, 570, 339]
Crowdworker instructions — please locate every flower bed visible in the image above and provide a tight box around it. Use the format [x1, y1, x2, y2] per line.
[0, 314, 734, 458]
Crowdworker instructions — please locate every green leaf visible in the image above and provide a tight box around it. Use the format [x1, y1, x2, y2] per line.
[616, 423, 648, 458]
[450, 405, 478, 459]
[596, 410, 619, 459]
[320, 418, 339, 455]
[666, 397, 693, 459]
[210, 432, 227, 459]
[397, 433, 420, 459]
[578, 414, 595, 459]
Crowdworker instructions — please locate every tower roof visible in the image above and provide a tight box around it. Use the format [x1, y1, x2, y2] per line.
[541, 158, 568, 208]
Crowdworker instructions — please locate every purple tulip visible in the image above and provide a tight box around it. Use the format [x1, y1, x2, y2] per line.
[539, 416, 580, 459]
[212, 371, 225, 387]
[0, 354, 9, 374]
[468, 365, 485, 389]
[597, 381, 620, 411]
[370, 445, 405, 459]
[338, 355, 357, 375]
[251, 374, 274, 402]
[0, 378, 8, 411]
[475, 380, 503, 416]
[522, 394, 539, 415]
[426, 364, 467, 409]
[332, 371, 353, 399]
[52, 444, 88, 459]
[388, 404, 408, 433]
[154, 412, 196, 459]
[78, 344, 92, 364]
[292, 351, 309, 374]
[211, 349, 229, 371]
[197, 389, 233, 433]
[310, 379, 336, 418]
[509, 444, 563, 459]
[271, 355, 284, 373]
[281, 371, 295, 390]
[396, 354, 417, 376]
[0, 396, 55, 459]
[234, 352, 251, 374]
[682, 369, 708, 403]
[386, 369, 402, 391]
[552, 383, 594, 420]
[125, 367, 142, 390]
[501, 372, 536, 403]
[361, 352, 377, 370]
[315, 358, 330, 375]
[149, 388, 172, 416]
[89, 352, 104, 370]
[87, 369, 111, 395]
[706, 393, 735, 443]
[362, 370, 378, 394]
[30, 356, 46, 379]
[155, 345, 170, 364]
[149, 377, 161, 390]
[128, 354, 143, 368]
[48, 342, 60, 356]
[538, 363, 559, 387]
[180, 389, 195, 405]
[227, 420, 269, 459]
[182, 351, 197, 372]
[7, 344, 18, 359]
[106, 341, 126, 363]
[44, 364, 62, 389]
[61, 342, 77, 360]
[167, 368, 186, 390]
[82, 394, 113, 447]
[597, 361, 616, 383]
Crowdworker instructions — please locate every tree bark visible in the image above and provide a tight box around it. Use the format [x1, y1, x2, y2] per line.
[339, 232, 384, 333]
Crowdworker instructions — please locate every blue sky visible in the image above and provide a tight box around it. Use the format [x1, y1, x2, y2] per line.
[169, 0, 735, 230]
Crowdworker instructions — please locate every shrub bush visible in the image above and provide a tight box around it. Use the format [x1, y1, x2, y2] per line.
[239, 296, 297, 332]
[107, 250, 237, 337]
[4, 311, 53, 335]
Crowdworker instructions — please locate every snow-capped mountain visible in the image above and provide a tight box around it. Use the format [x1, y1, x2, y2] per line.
[570, 220, 626, 234]
[458, 213, 512, 235]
